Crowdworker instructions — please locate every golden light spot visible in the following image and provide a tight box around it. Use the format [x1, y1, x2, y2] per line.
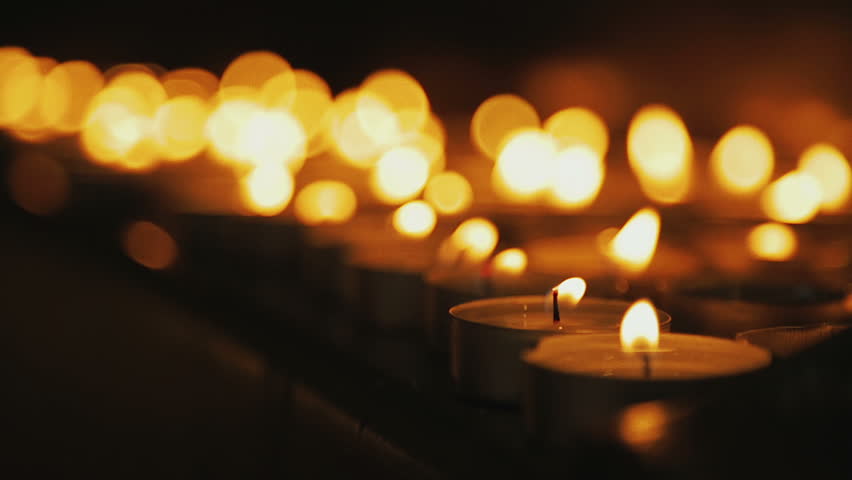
[7, 151, 69, 216]
[263, 69, 332, 140]
[205, 98, 261, 165]
[108, 71, 167, 114]
[392, 200, 437, 239]
[747, 222, 797, 261]
[627, 105, 693, 204]
[761, 171, 823, 224]
[0, 53, 42, 127]
[81, 87, 152, 166]
[370, 146, 430, 204]
[549, 145, 605, 210]
[493, 248, 528, 275]
[620, 299, 660, 352]
[710, 125, 774, 195]
[294, 180, 357, 226]
[123, 221, 178, 270]
[153, 95, 210, 161]
[236, 108, 307, 171]
[798, 143, 851, 212]
[619, 402, 669, 451]
[239, 163, 294, 216]
[471, 94, 540, 159]
[492, 129, 556, 202]
[42, 61, 104, 133]
[424, 171, 473, 215]
[355, 92, 404, 150]
[543, 107, 609, 157]
[221, 51, 292, 91]
[361, 69, 430, 133]
[161, 67, 218, 99]
[328, 89, 386, 168]
[450, 217, 499, 262]
[608, 207, 661, 274]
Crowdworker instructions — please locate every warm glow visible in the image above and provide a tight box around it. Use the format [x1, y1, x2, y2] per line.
[492, 248, 528, 275]
[10, 57, 58, 140]
[361, 69, 429, 134]
[108, 71, 167, 114]
[549, 145, 605, 209]
[205, 98, 261, 164]
[627, 105, 693, 204]
[493, 128, 556, 201]
[81, 86, 157, 169]
[711, 125, 774, 195]
[354, 92, 404, 150]
[608, 208, 661, 274]
[392, 200, 437, 239]
[153, 95, 209, 161]
[237, 108, 307, 171]
[424, 171, 473, 215]
[294, 180, 357, 226]
[554, 277, 587, 306]
[162, 67, 218, 99]
[239, 164, 294, 216]
[761, 171, 823, 224]
[263, 69, 332, 142]
[471, 94, 540, 159]
[370, 146, 430, 204]
[328, 89, 386, 168]
[747, 222, 797, 261]
[798, 143, 851, 212]
[43, 61, 104, 133]
[123, 221, 178, 270]
[0, 50, 41, 126]
[450, 217, 499, 262]
[544, 107, 609, 157]
[619, 402, 669, 450]
[7, 151, 69, 216]
[221, 51, 292, 91]
[620, 299, 660, 352]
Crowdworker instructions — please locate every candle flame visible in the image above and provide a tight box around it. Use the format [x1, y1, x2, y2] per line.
[548, 144, 605, 210]
[711, 125, 774, 195]
[798, 143, 851, 212]
[554, 277, 587, 306]
[747, 222, 797, 261]
[370, 145, 431, 204]
[392, 200, 437, 239]
[627, 105, 693, 204]
[492, 248, 528, 275]
[761, 171, 822, 224]
[620, 299, 660, 352]
[608, 207, 660, 274]
[543, 106, 609, 158]
[239, 163, 294, 216]
[294, 180, 357, 226]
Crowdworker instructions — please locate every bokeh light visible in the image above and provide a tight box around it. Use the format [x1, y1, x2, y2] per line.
[123, 220, 178, 270]
[450, 217, 499, 262]
[608, 207, 661, 274]
[798, 143, 851, 212]
[424, 171, 473, 215]
[153, 95, 209, 161]
[392, 200, 437, 239]
[627, 105, 693, 204]
[548, 145, 605, 210]
[294, 180, 358, 226]
[492, 129, 556, 201]
[711, 125, 774, 195]
[6, 151, 69, 216]
[239, 163, 294, 216]
[471, 94, 539, 159]
[747, 222, 797, 261]
[493, 248, 528, 275]
[761, 171, 823, 224]
[544, 107, 609, 157]
[361, 69, 429, 134]
[370, 146, 430, 204]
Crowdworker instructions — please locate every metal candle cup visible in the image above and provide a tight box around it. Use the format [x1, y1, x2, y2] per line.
[449, 296, 672, 405]
[736, 323, 851, 358]
[523, 333, 771, 446]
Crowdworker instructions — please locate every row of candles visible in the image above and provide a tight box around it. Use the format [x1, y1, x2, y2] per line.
[2, 45, 852, 447]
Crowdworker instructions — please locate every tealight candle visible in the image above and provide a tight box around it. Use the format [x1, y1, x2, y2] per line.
[449, 282, 672, 405]
[523, 299, 770, 445]
[736, 323, 851, 358]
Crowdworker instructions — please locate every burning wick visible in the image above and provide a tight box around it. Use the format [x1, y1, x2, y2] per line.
[620, 299, 660, 380]
[551, 277, 587, 324]
[641, 352, 652, 379]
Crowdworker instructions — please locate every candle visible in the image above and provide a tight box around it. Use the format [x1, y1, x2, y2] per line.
[736, 323, 850, 358]
[523, 299, 770, 445]
[449, 283, 672, 405]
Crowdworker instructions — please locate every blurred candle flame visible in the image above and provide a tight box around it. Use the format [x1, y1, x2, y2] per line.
[424, 171, 473, 215]
[627, 105, 693, 204]
[492, 248, 528, 275]
[294, 180, 357, 226]
[553, 277, 586, 306]
[123, 220, 178, 270]
[798, 143, 851, 212]
[608, 207, 660, 274]
[711, 125, 774, 195]
[543, 107, 609, 158]
[548, 144, 605, 210]
[392, 200, 437, 239]
[447, 217, 499, 263]
[761, 171, 823, 224]
[492, 128, 556, 201]
[239, 163, 294, 216]
[620, 299, 659, 352]
[471, 94, 539, 159]
[370, 145, 430, 204]
[747, 222, 797, 261]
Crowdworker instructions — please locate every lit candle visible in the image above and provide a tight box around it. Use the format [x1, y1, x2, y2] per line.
[523, 299, 770, 445]
[449, 280, 672, 405]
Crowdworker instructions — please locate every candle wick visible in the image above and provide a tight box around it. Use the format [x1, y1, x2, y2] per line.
[641, 352, 651, 379]
[552, 288, 560, 323]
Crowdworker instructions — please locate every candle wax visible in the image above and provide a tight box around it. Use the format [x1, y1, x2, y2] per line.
[526, 333, 771, 380]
